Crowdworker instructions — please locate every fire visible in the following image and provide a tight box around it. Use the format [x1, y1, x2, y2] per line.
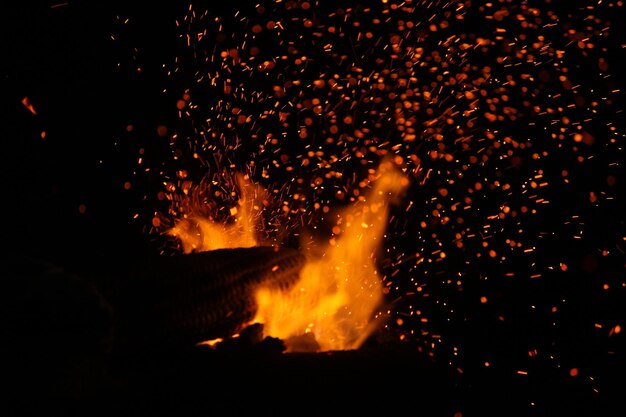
[169, 159, 408, 352]
[255, 160, 408, 351]
[167, 173, 264, 252]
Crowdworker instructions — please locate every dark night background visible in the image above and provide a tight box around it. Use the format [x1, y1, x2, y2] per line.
[1, 1, 625, 416]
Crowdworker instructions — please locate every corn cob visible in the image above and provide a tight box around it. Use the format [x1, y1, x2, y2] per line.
[101, 246, 305, 353]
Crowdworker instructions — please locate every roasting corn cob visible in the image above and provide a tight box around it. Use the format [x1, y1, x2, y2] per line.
[102, 246, 305, 352]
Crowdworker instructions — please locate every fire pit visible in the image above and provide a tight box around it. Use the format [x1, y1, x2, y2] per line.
[102, 339, 456, 417]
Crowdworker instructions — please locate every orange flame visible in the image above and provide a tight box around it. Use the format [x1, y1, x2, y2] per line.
[168, 159, 408, 352]
[167, 173, 265, 252]
[254, 160, 408, 351]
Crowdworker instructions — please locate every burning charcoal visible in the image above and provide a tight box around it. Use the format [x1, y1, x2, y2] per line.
[284, 333, 321, 353]
[238, 321, 265, 344]
[212, 322, 287, 355]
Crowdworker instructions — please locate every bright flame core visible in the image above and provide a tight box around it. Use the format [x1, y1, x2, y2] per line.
[169, 160, 408, 352]
[254, 161, 408, 351]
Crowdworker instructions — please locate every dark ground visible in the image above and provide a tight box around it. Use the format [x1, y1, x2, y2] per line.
[1, 1, 624, 416]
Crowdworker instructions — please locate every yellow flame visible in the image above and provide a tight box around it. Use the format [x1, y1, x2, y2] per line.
[254, 160, 408, 351]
